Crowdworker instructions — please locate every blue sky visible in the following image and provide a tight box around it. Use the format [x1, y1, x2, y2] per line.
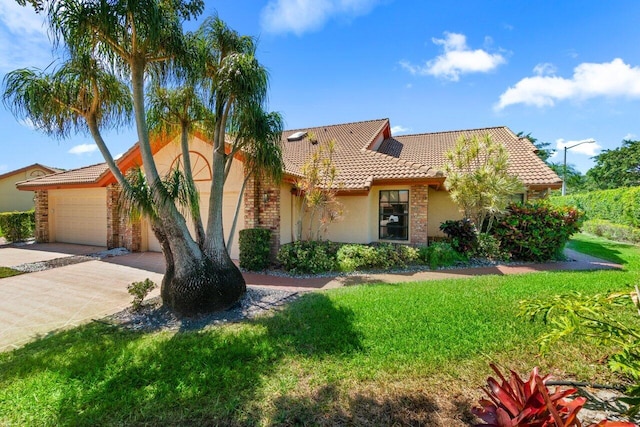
[1, 0, 640, 174]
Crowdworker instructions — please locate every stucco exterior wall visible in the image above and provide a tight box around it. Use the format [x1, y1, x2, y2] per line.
[0, 167, 48, 212]
[144, 135, 245, 258]
[427, 188, 463, 238]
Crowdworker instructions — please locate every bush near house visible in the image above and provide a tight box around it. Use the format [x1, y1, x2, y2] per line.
[277, 240, 341, 274]
[550, 186, 640, 228]
[239, 228, 272, 271]
[278, 241, 421, 274]
[491, 203, 584, 261]
[0, 210, 34, 243]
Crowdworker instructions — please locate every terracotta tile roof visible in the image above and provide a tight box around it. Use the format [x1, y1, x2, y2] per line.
[378, 126, 562, 186]
[16, 119, 561, 191]
[16, 163, 109, 189]
[282, 119, 442, 190]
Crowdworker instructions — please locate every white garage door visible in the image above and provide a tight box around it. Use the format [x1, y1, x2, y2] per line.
[146, 191, 244, 259]
[50, 188, 107, 246]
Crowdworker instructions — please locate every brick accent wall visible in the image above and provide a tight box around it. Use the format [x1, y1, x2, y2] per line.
[244, 174, 281, 260]
[410, 185, 429, 245]
[34, 190, 49, 242]
[106, 184, 141, 251]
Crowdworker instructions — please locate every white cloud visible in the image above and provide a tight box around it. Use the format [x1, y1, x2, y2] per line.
[405, 83, 413, 89]
[0, 164, 7, 173]
[399, 32, 506, 81]
[68, 144, 98, 155]
[114, 152, 124, 160]
[496, 58, 640, 110]
[260, 0, 381, 35]
[0, 2, 51, 72]
[533, 62, 557, 76]
[550, 138, 601, 160]
[391, 125, 411, 135]
[624, 133, 636, 141]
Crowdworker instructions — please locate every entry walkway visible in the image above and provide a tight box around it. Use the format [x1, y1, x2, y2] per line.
[0, 242, 622, 352]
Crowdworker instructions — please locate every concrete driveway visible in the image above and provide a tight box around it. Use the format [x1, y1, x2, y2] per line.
[0, 243, 163, 352]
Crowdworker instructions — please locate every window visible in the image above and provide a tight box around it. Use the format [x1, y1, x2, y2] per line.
[379, 190, 409, 240]
[509, 193, 525, 204]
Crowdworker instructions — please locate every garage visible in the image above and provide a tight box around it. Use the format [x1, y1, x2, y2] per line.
[49, 188, 108, 247]
[146, 191, 244, 259]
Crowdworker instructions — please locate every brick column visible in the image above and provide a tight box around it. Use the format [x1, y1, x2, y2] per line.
[34, 190, 49, 242]
[410, 185, 428, 245]
[106, 184, 142, 251]
[243, 174, 281, 260]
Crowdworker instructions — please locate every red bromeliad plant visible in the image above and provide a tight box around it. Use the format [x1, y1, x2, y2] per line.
[473, 364, 637, 427]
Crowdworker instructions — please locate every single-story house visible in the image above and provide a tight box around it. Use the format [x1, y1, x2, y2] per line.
[17, 118, 561, 258]
[0, 163, 62, 212]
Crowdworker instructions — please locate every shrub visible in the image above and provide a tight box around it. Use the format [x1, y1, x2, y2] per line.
[521, 291, 640, 422]
[277, 240, 339, 274]
[337, 244, 378, 272]
[127, 278, 157, 311]
[440, 218, 478, 253]
[239, 228, 272, 271]
[582, 219, 640, 245]
[474, 232, 510, 261]
[550, 186, 640, 228]
[492, 203, 584, 262]
[421, 242, 464, 269]
[0, 210, 35, 242]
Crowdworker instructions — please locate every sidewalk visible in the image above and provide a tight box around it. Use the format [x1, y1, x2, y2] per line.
[241, 248, 622, 291]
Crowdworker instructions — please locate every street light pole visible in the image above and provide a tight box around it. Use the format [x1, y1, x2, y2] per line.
[562, 139, 595, 196]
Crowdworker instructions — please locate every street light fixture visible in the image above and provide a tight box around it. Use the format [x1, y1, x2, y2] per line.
[562, 139, 595, 196]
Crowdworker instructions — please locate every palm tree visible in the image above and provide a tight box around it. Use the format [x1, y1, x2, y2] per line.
[3, 1, 282, 315]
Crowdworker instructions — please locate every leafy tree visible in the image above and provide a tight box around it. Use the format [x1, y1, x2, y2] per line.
[3, 1, 280, 316]
[517, 131, 556, 163]
[444, 134, 524, 232]
[587, 140, 640, 190]
[548, 162, 588, 194]
[295, 137, 344, 241]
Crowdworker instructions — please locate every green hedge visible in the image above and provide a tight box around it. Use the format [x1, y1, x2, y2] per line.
[0, 210, 35, 242]
[238, 228, 272, 271]
[550, 186, 640, 228]
[582, 219, 640, 245]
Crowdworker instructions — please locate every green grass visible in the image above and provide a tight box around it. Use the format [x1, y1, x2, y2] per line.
[0, 233, 638, 425]
[0, 267, 22, 278]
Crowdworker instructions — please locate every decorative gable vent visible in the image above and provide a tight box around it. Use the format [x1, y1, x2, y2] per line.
[287, 131, 307, 141]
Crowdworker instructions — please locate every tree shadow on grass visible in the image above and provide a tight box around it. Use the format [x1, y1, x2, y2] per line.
[568, 239, 630, 265]
[269, 383, 477, 426]
[0, 293, 364, 426]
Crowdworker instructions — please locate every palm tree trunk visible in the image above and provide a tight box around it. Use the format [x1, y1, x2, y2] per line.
[226, 170, 252, 255]
[131, 61, 242, 315]
[180, 125, 206, 247]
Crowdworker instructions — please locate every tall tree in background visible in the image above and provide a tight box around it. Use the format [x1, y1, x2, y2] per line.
[517, 131, 556, 163]
[587, 140, 640, 190]
[444, 134, 524, 232]
[4, 1, 281, 316]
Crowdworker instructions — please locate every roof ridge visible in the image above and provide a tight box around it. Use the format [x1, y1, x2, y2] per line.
[394, 125, 510, 138]
[284, 118, 389, 133]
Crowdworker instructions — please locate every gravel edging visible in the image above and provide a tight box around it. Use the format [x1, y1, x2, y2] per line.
[103, 287, 300, 332]
[11, 248, 130, 273]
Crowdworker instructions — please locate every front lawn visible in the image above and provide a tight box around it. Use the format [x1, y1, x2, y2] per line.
[0, 233, 637, 426]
